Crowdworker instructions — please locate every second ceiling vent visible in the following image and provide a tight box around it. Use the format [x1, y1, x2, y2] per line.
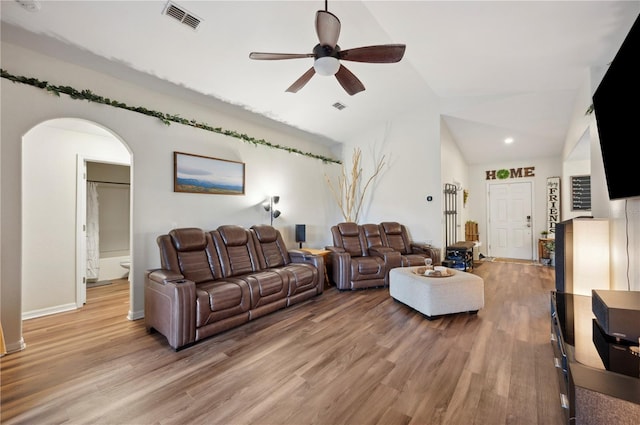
[163, 1, 201, 31]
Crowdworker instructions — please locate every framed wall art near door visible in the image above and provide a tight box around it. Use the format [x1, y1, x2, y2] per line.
[570, 175, 591, 211]
[174, 152, 245, 195]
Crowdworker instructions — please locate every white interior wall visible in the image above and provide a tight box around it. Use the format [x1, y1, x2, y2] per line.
[95, 182, 130, 282]
[343, 103, 444, 249]
[96, 183, 130, 257]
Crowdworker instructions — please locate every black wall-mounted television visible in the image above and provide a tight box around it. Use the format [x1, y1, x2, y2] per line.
[592, 14, 640, 200]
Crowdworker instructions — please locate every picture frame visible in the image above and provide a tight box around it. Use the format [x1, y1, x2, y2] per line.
[174, 152, 245, 195]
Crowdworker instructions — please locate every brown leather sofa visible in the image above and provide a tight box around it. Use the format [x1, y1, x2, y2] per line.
[145, 224, 324, 350]
[327, 222, 440, 290]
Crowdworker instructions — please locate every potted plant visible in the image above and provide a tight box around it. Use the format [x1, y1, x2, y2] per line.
[544, 239, 556, 266]
[540, 230, 549, 238]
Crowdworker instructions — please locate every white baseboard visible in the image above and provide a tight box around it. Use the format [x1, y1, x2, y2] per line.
[3, 337, 26, 355]
[22, 303, 77, 320]
[128, 309, 144, 321]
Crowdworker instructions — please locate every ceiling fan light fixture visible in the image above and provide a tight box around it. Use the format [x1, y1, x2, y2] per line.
[314, 56, 340, 76]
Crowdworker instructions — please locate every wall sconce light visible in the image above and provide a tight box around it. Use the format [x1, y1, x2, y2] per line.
[263, 196, 281, 226]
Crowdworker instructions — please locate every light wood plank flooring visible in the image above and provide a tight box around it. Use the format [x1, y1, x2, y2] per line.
[1, 261, 564, 425]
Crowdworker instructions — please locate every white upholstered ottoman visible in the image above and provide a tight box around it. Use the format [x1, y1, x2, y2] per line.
[389, 266, 484, 319]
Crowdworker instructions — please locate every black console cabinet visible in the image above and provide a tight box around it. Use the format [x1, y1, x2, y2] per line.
[550, 291, 640, 424]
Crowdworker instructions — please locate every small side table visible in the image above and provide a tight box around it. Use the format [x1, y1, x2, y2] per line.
[538, 238, 553, 262]
[302, 248, 331, 289]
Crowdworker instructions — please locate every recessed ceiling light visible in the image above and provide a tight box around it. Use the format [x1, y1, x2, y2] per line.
[504, 137, 514, 144]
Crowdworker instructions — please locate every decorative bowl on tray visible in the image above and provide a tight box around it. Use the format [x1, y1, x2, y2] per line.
[412, 266, 454, 278]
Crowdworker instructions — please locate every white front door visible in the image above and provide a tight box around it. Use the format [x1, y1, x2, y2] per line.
[487, 181, 533, 259]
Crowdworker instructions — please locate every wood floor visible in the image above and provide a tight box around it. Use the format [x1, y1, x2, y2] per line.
[1, 262, 564, 425]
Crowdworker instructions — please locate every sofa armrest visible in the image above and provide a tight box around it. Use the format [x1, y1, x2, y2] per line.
[325, 246, 345, 254]
[289, 249, 316, 260]
[144, 269, 197, 350]
[368, 247, 402, 284]
[328, 250, 351, 290]
[289, 250, 322, 268]
[369, 246, 395, 256]
[369, 246, 401, 264]
[147, 269, 185, 284]
[288, 250, 325, 292]
[411, 243, 441, 265]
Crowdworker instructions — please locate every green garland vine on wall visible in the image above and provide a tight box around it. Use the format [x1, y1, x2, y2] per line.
[0, 69, 341, 165]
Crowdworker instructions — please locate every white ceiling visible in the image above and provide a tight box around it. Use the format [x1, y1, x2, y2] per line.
[1, 0, 638, 165]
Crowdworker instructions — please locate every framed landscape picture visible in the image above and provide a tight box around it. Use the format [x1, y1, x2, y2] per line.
[174, 152, 245, 195]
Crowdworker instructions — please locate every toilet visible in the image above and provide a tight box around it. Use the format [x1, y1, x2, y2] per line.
[120, 260, 130, 280]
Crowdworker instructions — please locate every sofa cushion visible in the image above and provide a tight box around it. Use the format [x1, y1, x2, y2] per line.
[242, 271, 289, 309]
[170, 227, 208, 251]
[166, 228, 217, 283]
[250, 224, 289, 268]
[380, 222, 410, 254]
[195, 279, 251, 327]
[280, 263, 318, 296]
[214, 225, 259, 277]
[362, 223, 384, 249]
[352, 256, 385, 280]
[335, 222, 366, 257]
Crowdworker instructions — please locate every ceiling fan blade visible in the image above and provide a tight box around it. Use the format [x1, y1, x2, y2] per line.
[339, 44, 406, 63]
[316, 10, 341, 48]
[286, 67, 316, 93]
[249, 52, 314, 60]
[335, 65, 365, 96]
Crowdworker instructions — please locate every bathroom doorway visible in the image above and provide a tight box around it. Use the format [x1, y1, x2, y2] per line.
[21, 118, 131, 318]
[84, 162, 131, 288]
[76, 158, 131, 306]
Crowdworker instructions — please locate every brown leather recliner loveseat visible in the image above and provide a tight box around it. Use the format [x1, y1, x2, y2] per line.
[327, 222, 402, 290]
[145, 224, 324, 350]
[327, 222, 440, 290]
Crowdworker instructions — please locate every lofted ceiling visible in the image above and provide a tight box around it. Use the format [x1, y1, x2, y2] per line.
[1, 0, 638, 165]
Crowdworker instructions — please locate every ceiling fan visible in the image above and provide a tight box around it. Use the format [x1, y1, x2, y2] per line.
[249, 0, 406, 96]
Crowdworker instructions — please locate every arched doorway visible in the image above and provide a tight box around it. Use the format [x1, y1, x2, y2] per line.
[21, 118, 132, 318]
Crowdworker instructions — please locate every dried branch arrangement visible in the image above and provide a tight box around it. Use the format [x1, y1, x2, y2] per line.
[325, 147, 385, 223]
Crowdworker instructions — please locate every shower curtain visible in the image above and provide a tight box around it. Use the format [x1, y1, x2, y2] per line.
[86, 182, 100, 280]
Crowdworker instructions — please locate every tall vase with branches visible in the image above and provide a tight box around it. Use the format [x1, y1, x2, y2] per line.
[325, 147, 385, 223]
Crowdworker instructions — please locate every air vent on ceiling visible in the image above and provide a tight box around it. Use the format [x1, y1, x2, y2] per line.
[163, 1, 201, 30]
[14, 0, 41, 12]
[332, 102, 347, 111]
